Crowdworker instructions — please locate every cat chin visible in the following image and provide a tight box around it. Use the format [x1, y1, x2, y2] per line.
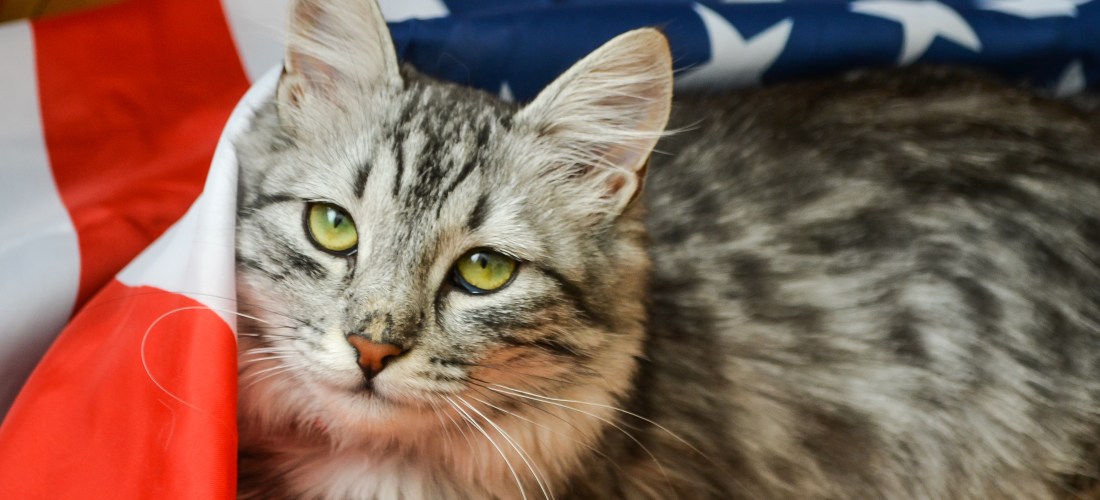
[246, 374, 447, 442]
[310, 404, 442, 446]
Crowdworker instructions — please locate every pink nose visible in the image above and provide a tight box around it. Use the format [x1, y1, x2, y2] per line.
[347, 335, 404, 380]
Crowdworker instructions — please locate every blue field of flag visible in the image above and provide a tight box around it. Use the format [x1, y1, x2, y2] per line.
[385, 0, 1099, 102]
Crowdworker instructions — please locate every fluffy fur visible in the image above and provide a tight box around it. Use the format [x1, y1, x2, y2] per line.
[235, 0, 1100, 498]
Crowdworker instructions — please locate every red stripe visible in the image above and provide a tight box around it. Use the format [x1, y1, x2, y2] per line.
[0, 281, 237, 499]
[33, 0, 250, 309]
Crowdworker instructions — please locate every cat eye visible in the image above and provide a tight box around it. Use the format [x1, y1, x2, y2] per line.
[452, 249, 518, 294]
[305, 202, 358, 255]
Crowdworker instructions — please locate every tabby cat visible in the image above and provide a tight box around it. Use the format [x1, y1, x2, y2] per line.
[234, 0, 1100, 497]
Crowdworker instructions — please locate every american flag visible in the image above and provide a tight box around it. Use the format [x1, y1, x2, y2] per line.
[0, 0, 1096, 497]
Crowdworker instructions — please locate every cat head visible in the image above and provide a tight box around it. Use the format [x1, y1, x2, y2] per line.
[235, 0, 671, 470]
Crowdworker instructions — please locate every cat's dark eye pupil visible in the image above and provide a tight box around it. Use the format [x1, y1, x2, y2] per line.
[328, 209, 344, 228]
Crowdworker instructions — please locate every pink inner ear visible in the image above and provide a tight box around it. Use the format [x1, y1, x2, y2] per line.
[606, 172, 630, 200]
[277, 69, 305, 108]
[281, 50, 343, 107]
[591, 95, 666, 175]
[604, 145, 646, 174]
[627, 159, 650, 206]
[599, 165, 645, 212]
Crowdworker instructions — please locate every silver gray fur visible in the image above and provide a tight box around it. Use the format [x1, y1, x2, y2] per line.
[235, 0, 1100, 498]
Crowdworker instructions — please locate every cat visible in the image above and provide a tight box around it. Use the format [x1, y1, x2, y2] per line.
[233, 0, 1100, 498]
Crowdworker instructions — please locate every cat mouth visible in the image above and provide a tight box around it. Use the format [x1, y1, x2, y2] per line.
[349, 379, 409, 407]
[312, 373, 400, 405]
[357, 379, 378, 394]
[347, 386, 400, 409]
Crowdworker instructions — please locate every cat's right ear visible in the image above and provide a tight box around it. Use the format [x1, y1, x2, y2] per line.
[278, 0, 401, 110]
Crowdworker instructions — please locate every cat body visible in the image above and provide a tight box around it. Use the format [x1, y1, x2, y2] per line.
[235, 0, 1100, 498]
[616, 71, 1100, 498]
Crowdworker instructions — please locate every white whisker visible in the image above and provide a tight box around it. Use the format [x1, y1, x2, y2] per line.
[467, 392, 624, 477]
[242, 347, 296, 356]
[494, 383, 713, 463]
[439, 398, 482, 470]
[484, 384, 677, 499]
[445, 396, 528, 500]
[427, 399, 459, 458]
[457, 396, 553, 500]
[239, 355, 297, 367]
[240, 365, 298, 389]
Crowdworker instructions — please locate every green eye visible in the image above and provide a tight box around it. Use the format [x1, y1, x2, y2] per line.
[305, 203, 358, 254]
[452, 249, 518, 294]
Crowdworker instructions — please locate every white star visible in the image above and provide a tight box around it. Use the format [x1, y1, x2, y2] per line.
[378, 0, 448, 22]
[850, 0, 981, 65]
[976, 0, 1091, 18]
[676, 3, 793, 90]
[1054, 60, 1086, 97]
[499, 81, 515, 102]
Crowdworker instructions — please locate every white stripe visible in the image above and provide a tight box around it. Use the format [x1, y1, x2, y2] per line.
[221, 0, 290, 83]
[117, 66, 282, 330]
[0, 22, 81, 419]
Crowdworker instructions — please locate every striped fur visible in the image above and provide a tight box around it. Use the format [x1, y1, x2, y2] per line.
[235, 0, 1100, 498]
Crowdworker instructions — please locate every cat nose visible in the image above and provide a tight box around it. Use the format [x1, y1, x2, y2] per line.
[346, 335, 404, 380]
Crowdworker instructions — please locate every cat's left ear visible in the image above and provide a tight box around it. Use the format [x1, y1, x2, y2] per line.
[516, 29, 673, 215]
[278, 0, 401, 110]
